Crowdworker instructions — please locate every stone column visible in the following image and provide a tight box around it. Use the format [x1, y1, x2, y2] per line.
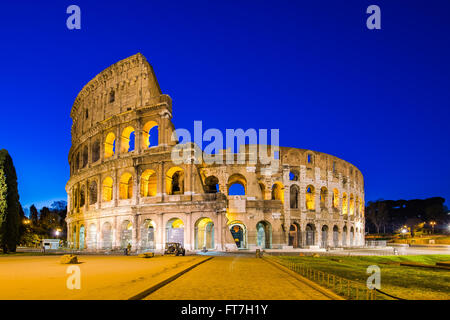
[133, 214, 139, 252]
[316, 223, 322, 247]
[157, 213, 164, 251]
[185, 213, 192, 251]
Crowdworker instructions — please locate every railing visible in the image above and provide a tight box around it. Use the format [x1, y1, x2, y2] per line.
[266, 256, 379, 300]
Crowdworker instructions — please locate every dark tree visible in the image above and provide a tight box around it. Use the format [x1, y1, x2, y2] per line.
[366, 200, 388, 234]
[0, 149, 21, 253]
[29, 204, 38, 225]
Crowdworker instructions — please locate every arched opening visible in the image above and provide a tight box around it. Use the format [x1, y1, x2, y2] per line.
[305, 224, 315, 246]
[289, 170, 299, 181]
[120, 221, 132, 249]
[259, 182, 266, 199]
[227, 174, 247, 196]
[342, 226, 348, 246]
[79, 225, 85, 249]
[120, 126, 136, 153]
[342, 193, 348, 215]
[320, 187, 328, 208]
[290, 185, 299, 209]
[82, 146, 88, 168]
[166, 167, 184, 195]
[79, 186, 85, 207]
[288, 223, 301, 248]
[87, 224, 97, 250]
[102, 222, 112, 250]
[119, 173, 133, 199]
[104, 132, 116, 159]
[91, 140, 100, 163]
[333, 225, 339, 247]
[140, 219, 156, 251]
[350, 227, 354, 246]
[140, 169, 157, 197]
[256, 221, 272, 249]
[102, 177, 113, 202]
[195, 217, 215, 250]
[229, 221, 246, 249]
[271, 182, 284, 203]
[349, 194, 355, 215]
[306, 185, 315, 210]
[332, 189, 339, 209]
[75, 153, 80, 170]
[142, 121, 159, 148]
[89, 180, 98, 205]
[166, 218, 184, 246]
[205, 176, 219, 194]
[321, 225, 328, 248]
[73, 188, 78, 209]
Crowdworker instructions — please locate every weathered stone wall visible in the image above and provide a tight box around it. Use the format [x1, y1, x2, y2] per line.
[66, 53, 365, 252]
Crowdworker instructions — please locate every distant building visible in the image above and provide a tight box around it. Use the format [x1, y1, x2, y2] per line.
[41, 239, 60, 250]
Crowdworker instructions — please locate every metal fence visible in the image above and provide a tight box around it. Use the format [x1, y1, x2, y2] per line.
[266, 256, 380, 300]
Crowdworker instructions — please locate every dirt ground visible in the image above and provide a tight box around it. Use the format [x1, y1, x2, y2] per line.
[0, 255, 206, 299]
[0, 255, 332, 300]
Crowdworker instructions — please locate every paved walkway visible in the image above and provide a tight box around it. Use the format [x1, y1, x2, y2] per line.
[145, 256, 331, 300]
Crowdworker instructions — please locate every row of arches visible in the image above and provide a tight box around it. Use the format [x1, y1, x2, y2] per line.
[288, 223, 361, 248]
[70, 217, 216, 251]
[72, 121, 159, 173]
[104, 121, 159, 159]
[71, 167, 185, 209]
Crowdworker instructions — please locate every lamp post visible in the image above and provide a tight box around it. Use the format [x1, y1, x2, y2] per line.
[430, 221, 436, 234]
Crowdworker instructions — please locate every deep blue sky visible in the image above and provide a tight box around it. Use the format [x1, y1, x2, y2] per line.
[0, 1, 449, 209]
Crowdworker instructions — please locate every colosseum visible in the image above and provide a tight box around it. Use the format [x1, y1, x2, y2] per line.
[66, 53, 365, 253]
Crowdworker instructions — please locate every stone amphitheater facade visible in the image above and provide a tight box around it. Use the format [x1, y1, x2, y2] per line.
[66, 53, 365, 253]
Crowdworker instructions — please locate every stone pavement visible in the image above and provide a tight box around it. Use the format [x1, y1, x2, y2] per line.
[145, 256, 331, 300]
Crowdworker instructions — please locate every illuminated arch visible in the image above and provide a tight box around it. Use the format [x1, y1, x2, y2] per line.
[120, 126, 136, 153]
[332, 189, 339, 208]
[195, 217, 214, 250]
[259, 182, 266, 200]
[140, 169, 157, 197]
[166, 218, 185, 246]
[342, 193, 348, 215]
[271, 182, 284, 203]
[320, 187, 328, 208]
[306, 185, 315, 210]
[141, 219, 156, 250]
[256, 220, 272, 249]
[120, 220, 133, 249]
[166, 167, 184, 195]
[349, 194, 355, 215]
[104, 132, 116, 158]
[119, 172, 133, 199]
[227, 173, 247, 195]
[102, 177, 113, 202]
[142, 120, 159, 148]
[228, 220, 247, 249]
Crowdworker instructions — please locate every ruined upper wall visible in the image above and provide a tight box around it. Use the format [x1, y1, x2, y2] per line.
[70, 53, 163, 141]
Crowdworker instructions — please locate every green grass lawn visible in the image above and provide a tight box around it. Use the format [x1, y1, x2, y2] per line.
[275, 255, 450, 300]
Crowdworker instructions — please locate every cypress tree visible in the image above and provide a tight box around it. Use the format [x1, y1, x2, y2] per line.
[0, 149, 21, 253]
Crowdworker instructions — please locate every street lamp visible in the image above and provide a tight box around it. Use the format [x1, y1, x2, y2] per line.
[430, 221, 436, 234]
